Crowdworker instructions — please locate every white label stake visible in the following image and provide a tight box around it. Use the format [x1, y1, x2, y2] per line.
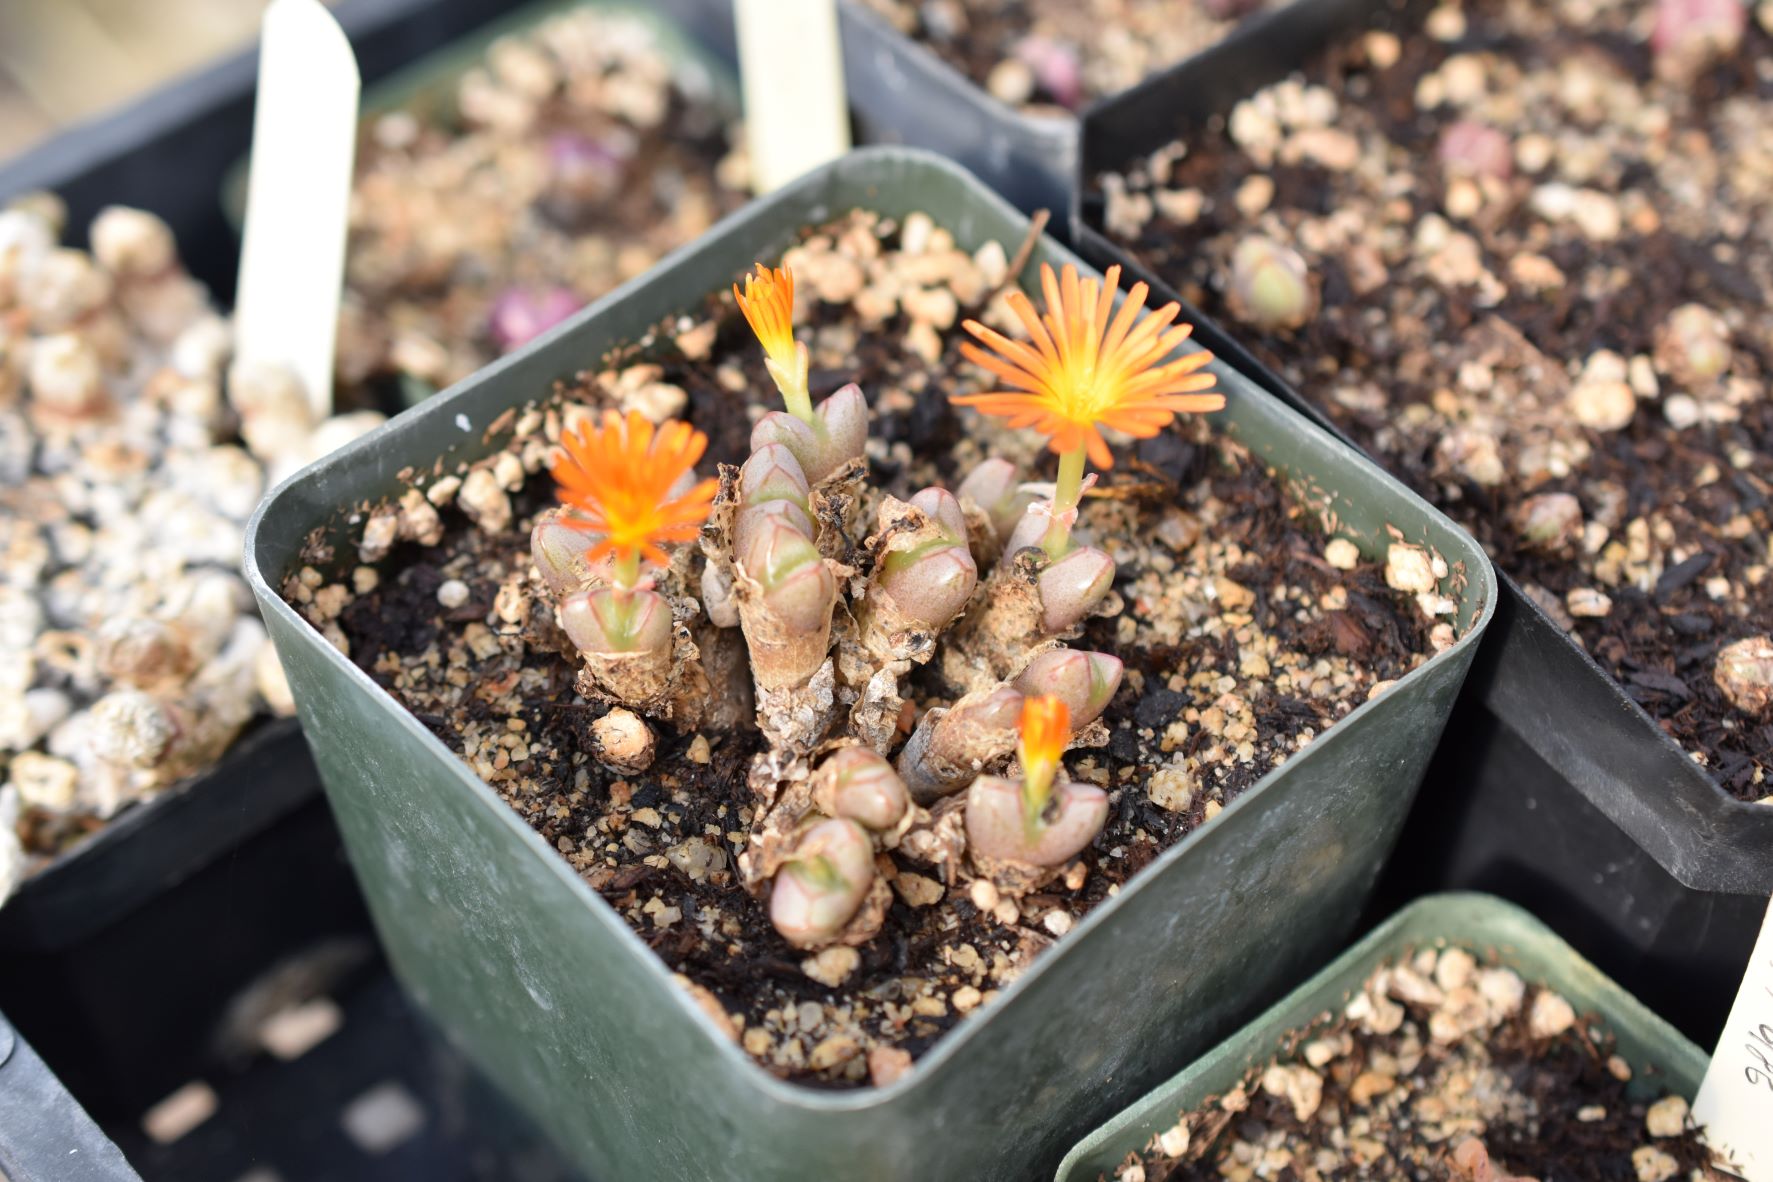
[234, 0, 361, 419]
[1696, 897, 1773, 1178]
[735, 0, 850, 193]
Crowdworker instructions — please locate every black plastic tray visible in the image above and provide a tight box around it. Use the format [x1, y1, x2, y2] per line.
[106, 966, 584, 1182]
[0, 722, 374, 1120]
[0, 1010, 140, 1182]
[1070, 0, 1771, 1045]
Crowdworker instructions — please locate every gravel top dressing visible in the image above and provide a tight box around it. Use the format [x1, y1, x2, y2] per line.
[1097, 0, 1773, 798]
[0, 198, 381, 894]
[337, 5, 748, 402]
[856, 0, 1267, 113]
[1100, 943, 1713, 1182]
[286, 209, 1457, 1086]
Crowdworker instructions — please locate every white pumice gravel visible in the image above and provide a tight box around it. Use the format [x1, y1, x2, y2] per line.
[0, 196, 383, 895]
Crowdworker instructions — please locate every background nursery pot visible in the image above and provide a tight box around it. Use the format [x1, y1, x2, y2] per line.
[246, 146, 1493, 1182]
[0, 0, 533, 302]
[0, 0, 557, 1122]
[1070, 0, 1773, 1046]
[0, 1009, 140, 1182]
[1053, 892, 1710, 1182]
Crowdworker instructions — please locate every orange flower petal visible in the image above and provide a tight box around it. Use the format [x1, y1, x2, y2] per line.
[950, 261, 1221, 464]
[550, 409, 717, 578]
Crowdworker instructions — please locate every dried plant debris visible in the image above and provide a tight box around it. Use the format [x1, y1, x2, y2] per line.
[1097, 0, 1773, 798]
[295, 209, 1450, 1086]
[338, 7, 748, 401]
[0, 197, 383, 897]
[1107, 946, 1717, 1182]
[856, 0, 1272, 113]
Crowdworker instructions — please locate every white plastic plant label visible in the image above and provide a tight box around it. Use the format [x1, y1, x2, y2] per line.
[234, 0, 361, 418]
[735, 0, 850, 193]
[1696, 896, 1773, 1179]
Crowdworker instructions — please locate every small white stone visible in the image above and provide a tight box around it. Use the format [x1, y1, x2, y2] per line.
[1632, 1145, 1678, 1182]
[1527, 989, 1576, 1038]
[1260, 1064, 1324, 1122]
[1324, 537, 1360, 570]
[801, 945, 859, 988]
[1157, 1123, 1190, 1158]
[1644, 1095, 1688, 1138]
[591, 707, 655, 774]
[1714, 636, 1773, 714]
[1568, 357, 1637, 432]
[1147, 762, 1195, 812]
[1566, 587, 1614, 618]
[436, 579, 470, 609]
[1385, 543, 1438, 594]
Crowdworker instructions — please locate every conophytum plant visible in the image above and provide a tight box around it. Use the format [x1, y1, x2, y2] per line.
[531, 256, 1219, 954]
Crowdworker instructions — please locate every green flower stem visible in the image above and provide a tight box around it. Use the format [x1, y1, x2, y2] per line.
[1042, 446, 1088, 560]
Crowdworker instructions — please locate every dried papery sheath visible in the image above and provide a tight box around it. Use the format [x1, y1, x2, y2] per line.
[895, 684, 1023, 804]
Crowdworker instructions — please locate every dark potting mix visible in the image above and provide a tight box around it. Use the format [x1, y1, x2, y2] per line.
[1095, 0, 1773, 798]
[1102, 945, 1713, 1182]
[285, 210, 1470, 1085]
[855, 0, 1270, 113]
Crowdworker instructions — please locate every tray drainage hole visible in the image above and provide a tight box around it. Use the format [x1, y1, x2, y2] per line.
[142, 1080, 218, 1144]
[341, 1082, 426, 1155]
[258, 996, 344, 1061]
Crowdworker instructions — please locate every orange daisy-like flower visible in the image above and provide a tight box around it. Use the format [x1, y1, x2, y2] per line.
[955, 263, 1224, 469]
[1018, 693, 1070, 806]
[551, 409, 718, 571]
[733, 262, 797, 372]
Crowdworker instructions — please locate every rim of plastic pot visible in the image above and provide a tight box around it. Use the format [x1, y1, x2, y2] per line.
[1053, 891, 1712, 1182]
[244, 144, 1495, 1112]
[1069, 0, 1773, 895]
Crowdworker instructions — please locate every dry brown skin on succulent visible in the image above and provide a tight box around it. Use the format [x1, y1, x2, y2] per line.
[1098, 0, 1773, 797]
[305, 209, 1444, 1085]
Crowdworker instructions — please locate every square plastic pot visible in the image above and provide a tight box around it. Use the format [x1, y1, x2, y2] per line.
[246, 145, 1493, 1182]
[1055, 892, 1711, 1182]
[666, 0, 1076, 217]
[0, 1010, 140, 1182]
[1070, 0, 1772, 1049]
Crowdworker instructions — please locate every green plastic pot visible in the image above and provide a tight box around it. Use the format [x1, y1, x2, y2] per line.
[245, 146, 1495, 1182]
[1055, 892, 1710, 1182]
